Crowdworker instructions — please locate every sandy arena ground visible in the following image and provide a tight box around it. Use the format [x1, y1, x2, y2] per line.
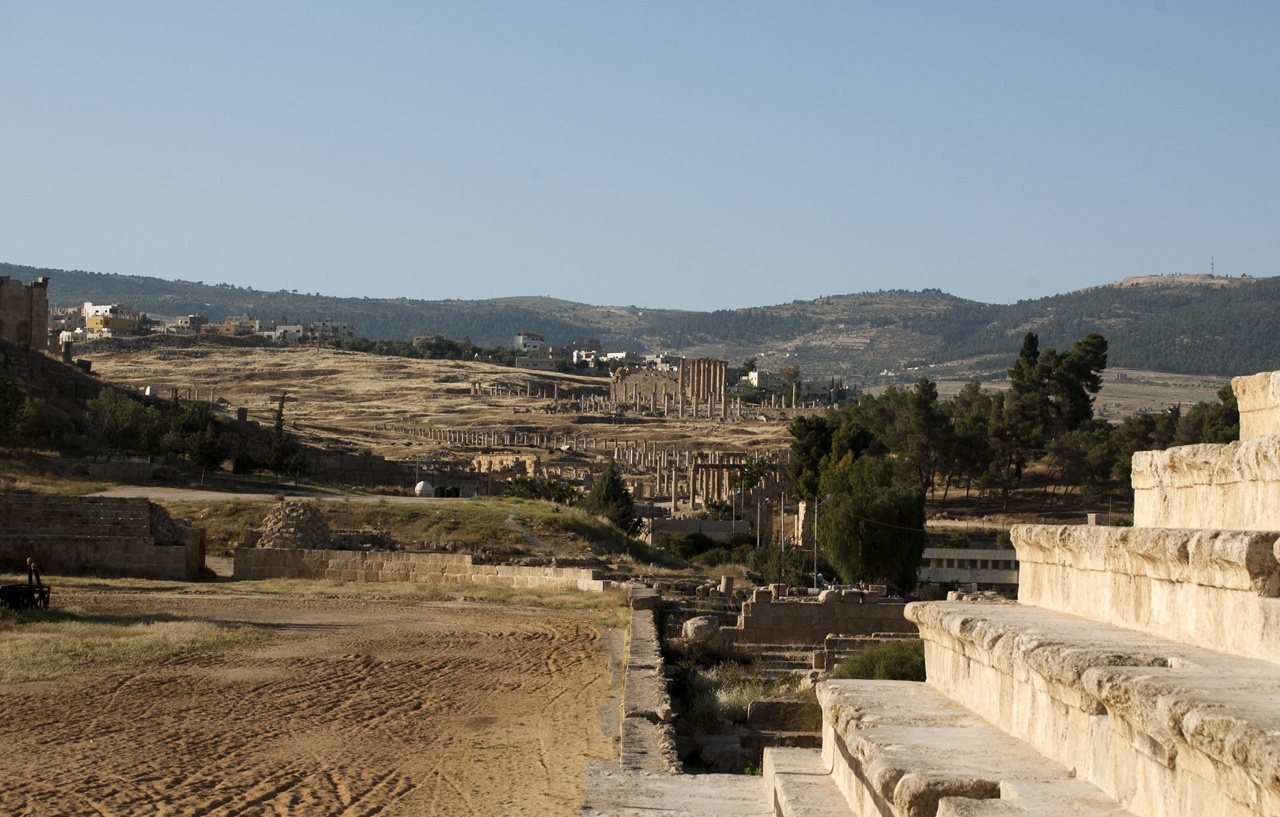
[0, 589, 622, 816]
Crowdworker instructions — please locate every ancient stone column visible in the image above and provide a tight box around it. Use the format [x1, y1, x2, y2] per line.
[678, 358, 686, 419]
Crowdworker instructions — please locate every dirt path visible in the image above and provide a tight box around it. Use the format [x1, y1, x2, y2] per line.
[1, 591, 621, 816]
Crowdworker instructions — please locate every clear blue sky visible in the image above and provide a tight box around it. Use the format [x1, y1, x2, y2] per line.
[2, 2, 1277, 310]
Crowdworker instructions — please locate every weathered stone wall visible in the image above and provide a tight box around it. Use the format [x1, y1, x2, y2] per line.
[726, 594, 915, 646]
[1014, 523, 1280, 664]
[232, 547, 610, 591]
[1234, 370, 1280, 440]
[0, 494, 205, 580]
[1132, 436, 1280, 529]
[909, 601, 1280, 817]
[0, 275, 49, 350]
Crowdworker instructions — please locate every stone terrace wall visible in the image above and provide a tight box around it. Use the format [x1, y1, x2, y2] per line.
[0, 495, 205, 580]
[726, 592, 915, 646]
[1015, 523, 1280, 665]
[232, 547, 611, 592]
[1132, 435, 1280, 529]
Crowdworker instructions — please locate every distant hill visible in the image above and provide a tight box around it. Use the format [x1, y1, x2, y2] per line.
[5, 261, 1275, 381]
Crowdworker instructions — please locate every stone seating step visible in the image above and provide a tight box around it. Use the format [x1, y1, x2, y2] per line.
[909, 600, 1280, 817]
[0, 534, 158, 548]
[580, 763, 772, 816]
[817, 679, 1131, 817]
[1, 520, 153, 534]
[764, 748, 853, 816]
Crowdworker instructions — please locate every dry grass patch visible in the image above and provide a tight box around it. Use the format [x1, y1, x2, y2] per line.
[0, 607, 273, 684]
[156, 495, 650, 559]
[0, 448, 110, 496]
[227, 574, 631, 611]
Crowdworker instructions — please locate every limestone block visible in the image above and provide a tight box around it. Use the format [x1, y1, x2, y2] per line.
[682, 615, 723, 645]
[909, 600, 1280, 817]
[1014, 523, 1280, 663]
[1133, 436, 1280, 529]
[630, 585, 660, 610]
[752, 589, 773, 603]
[1234, 371, 1280, 440]
[819, 679, 1134, 817]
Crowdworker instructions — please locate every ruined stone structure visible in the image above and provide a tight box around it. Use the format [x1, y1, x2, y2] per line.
[723, 587, 915, 646]
[384, 418, 789, 510]
[240, 502, 392, 551]
[585, 369, 1280, 816]
[611, 357, 731, 419]
[0, 275, 50, 351]
[0, 495, 206, 580]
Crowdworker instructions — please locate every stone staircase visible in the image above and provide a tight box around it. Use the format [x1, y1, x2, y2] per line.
[585, 368, 1280, 816]
[737, 643, 818, 681]
[1, 494, 154, 537]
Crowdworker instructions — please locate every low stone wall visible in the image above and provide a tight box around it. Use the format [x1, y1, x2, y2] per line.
[232, 547, 611, 592]
[725, 592, 915, 646]
[619, 586, 680, 774]
[1014, 523, 1280, 664]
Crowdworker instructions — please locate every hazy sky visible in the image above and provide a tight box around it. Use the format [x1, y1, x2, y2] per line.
[2, 2, 1277, 310]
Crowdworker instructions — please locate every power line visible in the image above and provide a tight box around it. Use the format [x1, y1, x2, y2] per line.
[836, 510, 927, 533]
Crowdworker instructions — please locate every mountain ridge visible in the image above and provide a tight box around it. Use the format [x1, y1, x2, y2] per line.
[5, 261, 1274, 381]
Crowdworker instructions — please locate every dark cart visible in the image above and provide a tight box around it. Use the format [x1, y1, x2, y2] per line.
[0, 583, 51, 612]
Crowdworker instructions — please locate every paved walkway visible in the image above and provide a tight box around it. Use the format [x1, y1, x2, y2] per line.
[90, 486, 450, 504]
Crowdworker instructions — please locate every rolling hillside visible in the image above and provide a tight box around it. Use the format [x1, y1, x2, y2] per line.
[7, 261, 1275, 380]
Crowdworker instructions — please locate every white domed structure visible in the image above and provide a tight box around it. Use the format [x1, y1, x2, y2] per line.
[414, 481, 433, 497]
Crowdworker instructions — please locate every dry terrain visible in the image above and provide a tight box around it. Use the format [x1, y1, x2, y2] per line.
[0, 582, 624, 817]
[83, 344, 795, 464]
[81, 344, 1226, 472]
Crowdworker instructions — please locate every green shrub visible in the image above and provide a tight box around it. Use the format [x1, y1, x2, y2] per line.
[830, 639, 925, 682]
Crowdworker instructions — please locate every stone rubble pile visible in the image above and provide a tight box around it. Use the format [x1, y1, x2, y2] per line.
[148, 503, 190, 546]
[249, 502, 333, 549]
[944, 588, 1008, 602]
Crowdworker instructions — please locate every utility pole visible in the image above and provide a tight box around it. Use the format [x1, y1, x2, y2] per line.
[814, 493, 833, 589]
[779, 493, 786, 579]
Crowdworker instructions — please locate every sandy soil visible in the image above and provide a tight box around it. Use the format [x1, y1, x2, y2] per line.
[0, 590, 622, 817]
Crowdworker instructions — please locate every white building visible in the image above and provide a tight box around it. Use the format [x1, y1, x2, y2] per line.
[514, 332, 544, 352]
[918, 547, 1020, 595]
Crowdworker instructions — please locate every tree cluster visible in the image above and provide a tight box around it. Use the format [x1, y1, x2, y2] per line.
[786, 332, 1239, 588]
[86, 388, 227, 473]
[581, 460, 639, 535]
[502, 475, 580, 505]
[0, 377, 66, 442]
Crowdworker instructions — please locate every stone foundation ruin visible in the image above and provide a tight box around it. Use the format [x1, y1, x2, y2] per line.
[0, 495, 206, 580]
[234, 501, 613, 592]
